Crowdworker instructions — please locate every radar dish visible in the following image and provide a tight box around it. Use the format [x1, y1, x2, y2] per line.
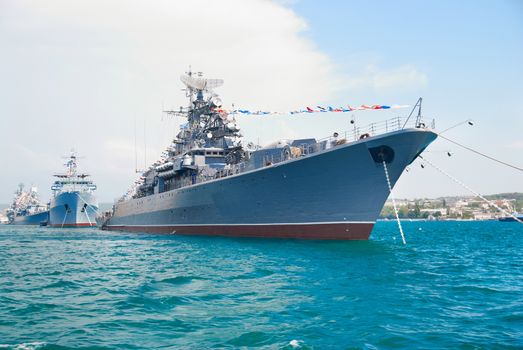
[180, 75, 224, 91]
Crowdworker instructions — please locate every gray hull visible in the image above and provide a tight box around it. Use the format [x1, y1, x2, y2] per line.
[49, 192, 98, 227]
[106, 129, 436, 239]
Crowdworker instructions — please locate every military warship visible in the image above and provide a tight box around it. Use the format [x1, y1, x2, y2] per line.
[48, 152, 98, 227]
[7, 184, 49, 225]
[104, 71, 437, 239]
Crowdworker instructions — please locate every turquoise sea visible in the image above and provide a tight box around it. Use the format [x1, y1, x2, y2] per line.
[0, 221, 521, 349]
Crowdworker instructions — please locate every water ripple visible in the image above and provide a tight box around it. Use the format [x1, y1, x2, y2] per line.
[0, 222, 522, 349]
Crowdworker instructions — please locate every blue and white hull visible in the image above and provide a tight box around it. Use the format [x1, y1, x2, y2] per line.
[12, 211, 49, 225]
[49, 192, 98, 227]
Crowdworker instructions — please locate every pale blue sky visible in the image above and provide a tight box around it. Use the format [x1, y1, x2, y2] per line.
[0, 0, 521, 202]
[290, 0, 523, 121]
[286, 0, 523, 198]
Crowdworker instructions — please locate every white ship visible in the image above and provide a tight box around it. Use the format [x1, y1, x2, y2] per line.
[48, 152, 98, 227]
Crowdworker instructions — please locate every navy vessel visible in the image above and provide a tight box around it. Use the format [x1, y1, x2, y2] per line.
[104, 71, 437, 239]
[7, 184, 49, 225]
[499, 214, 523, 222]
[48, 152, 99, 227]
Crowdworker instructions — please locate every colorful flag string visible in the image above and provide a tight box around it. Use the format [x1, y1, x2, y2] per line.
[212, 104, 409, 116]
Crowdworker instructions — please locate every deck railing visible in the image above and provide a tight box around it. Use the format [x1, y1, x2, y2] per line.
[317, 115, 431, 146]
[225, 115, 434, 175]
[124, 115, 434, 199]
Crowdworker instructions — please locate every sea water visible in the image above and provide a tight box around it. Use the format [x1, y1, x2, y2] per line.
[0, 221, 521, 349]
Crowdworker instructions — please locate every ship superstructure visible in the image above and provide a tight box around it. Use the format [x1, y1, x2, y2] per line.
[7, 184, 49, 225]
[104, 71, 437, 239]
[128, 73, 245, 198]
[48, 152, 98, 227]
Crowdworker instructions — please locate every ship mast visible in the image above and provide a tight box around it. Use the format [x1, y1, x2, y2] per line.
[163, 69, 241, 156]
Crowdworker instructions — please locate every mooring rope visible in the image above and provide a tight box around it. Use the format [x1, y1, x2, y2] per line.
[75, 193, 100, 215]
[419, 155, 523, 225]
[382, 160, 407, 244]
[437, 133, 523, 173]
[84, 206, 93, 226]
[61, 210, 68, 228]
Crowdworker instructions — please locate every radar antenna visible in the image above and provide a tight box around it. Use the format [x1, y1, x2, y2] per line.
[180, 74, 224, 93]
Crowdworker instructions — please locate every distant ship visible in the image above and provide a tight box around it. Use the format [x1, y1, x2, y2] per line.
[498, 214, 523, 222]
[7, 184, 49, 225]
[103, 71, 437, 239]
[48, 152, 98, 227]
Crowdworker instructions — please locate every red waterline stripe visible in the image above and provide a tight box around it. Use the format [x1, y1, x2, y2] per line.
[104, 223, 374, 240]
[49, 223, 97, 227]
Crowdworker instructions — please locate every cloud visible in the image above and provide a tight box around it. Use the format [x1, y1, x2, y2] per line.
[2, 0, 337, 109]
[345, 64, 428, 91]
[12, 144, 57, 175]
[0, 0, 338, 201]
[103, 139, 135, 158]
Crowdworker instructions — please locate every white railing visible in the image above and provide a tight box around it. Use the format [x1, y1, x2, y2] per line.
[317, 116, 432, 146]
[231, 116, 434, 173]
[129, 116, 434, 195]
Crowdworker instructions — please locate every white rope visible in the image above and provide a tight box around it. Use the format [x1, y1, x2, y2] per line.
[75, 193, 100, 215]
[77, 193, 102, 227]
[76, 193, 98, 226]
[420, 156, 523, 225]
[61, 209, 68, 228]
[84, 205, 93, 227]
[382, 160, 407, 244]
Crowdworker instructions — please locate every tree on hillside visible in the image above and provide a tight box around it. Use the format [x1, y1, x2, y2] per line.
[413, 201, 421, 218]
